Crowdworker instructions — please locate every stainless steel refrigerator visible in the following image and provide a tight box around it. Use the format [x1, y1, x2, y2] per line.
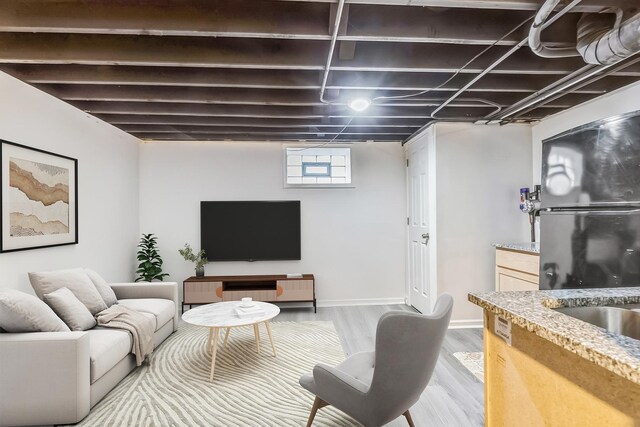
[540, 110, 640, 290]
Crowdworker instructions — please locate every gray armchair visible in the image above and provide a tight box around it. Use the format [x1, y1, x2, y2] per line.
[299, 294, 453, 427]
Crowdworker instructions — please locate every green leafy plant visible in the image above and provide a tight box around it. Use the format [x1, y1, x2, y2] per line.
[178, 243, 207, 269]
[135, 234, 169, 282]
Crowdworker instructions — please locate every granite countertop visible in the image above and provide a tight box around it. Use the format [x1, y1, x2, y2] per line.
[492, 242, 540, 254]
[469, 288, 640, 385]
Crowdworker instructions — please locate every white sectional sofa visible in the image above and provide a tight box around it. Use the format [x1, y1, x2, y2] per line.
[0, 281, 179, 427]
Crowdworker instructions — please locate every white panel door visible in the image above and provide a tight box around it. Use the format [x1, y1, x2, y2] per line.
[407, 141, 431, 313]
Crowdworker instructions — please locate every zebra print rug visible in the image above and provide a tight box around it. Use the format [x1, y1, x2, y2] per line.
[72, 321, 358, 426]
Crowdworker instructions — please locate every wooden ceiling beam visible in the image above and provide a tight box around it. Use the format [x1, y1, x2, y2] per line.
[4, 65, 629, 93]
[134, 132, 405, 142]
[36, 83, 590, 108]
[271, 0, 631, 13]
[0, 0, 577, 45]
[0, 65, 598, 92]
[94, 114, 428, 128]
[118, 125, 416, 135]
[3, 33, 637, 76]
[0, 33, 325, 70]
[0, 65, 322, 89]
[71, 101, 510, 119]
[0, 0, 330, 40]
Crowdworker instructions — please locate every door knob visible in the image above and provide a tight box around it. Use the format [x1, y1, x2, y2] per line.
[422, 233, 430, 244]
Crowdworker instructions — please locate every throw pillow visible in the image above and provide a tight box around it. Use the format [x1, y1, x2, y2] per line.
[85, 268, 118, 307]
[44, 287, 97, 331]
[0, 289, 70, 333]
[29, 268, 108, 315]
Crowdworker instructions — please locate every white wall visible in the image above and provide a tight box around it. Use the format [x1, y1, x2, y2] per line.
[532, 81, 640, 185]
[139, 141, 407, 305]
[407, 123, 532, 323]
[0, 72, 140, 294]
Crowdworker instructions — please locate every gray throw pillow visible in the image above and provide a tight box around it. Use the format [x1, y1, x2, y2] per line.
[29, 268, 108, 315]
[85, 268, 118, 307]
[44, 287, 97, 331]
[0, 289, 70, 333]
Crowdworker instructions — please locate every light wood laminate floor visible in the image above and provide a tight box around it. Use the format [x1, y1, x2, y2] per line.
[274, 304, 485, 427]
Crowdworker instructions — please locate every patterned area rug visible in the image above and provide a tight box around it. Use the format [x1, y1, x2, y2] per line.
[453, 351, 484, 383]
[71, 321, 359, 426]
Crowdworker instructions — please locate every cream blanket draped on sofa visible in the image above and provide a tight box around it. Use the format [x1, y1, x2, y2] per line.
[96, 305, 155, 365]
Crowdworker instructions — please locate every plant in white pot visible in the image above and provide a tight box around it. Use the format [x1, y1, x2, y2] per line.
[178, 243, 208, 277]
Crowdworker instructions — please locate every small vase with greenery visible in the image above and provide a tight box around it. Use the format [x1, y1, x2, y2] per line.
[179, 243, 207, 277]
[136, 233, 169, 282]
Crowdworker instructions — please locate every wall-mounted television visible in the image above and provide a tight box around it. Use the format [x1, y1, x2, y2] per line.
[200, 201, 301, 262]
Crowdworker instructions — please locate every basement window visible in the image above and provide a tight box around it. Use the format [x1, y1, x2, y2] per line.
[284, 147, 352, 187]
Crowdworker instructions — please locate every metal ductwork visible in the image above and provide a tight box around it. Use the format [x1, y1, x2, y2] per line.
[577, 11, 640, 65]
[528, 0, 583, 58]
[529, 0, 640, 65]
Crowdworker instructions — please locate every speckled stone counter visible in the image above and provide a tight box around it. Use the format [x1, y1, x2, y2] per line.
[492, 242, 540, 254]
[469, 287, 640, 385]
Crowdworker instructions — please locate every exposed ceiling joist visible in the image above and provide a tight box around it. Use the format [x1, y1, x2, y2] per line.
[135, 132, 405, 141]
[70, 101, 517, 119]
[0, 0, 577, 45]
[95, 115, 428, 128]
[3, 32, 639, 77]
[3, 65, 633, 93]
[272, 0, 631, 13]
[119, 125, 415, 135]
[37, 83, 592, 108]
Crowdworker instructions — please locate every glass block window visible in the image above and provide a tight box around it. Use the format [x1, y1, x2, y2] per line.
[285, 147, 352, 186]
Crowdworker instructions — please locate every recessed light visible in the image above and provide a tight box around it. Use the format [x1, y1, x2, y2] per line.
[348, 98, 371, 112]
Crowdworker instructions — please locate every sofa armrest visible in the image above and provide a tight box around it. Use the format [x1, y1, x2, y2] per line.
[111, 282, 179, 331]
[0, 332, 90, 427]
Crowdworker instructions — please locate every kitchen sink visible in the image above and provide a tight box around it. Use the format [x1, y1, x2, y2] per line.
[554, 306, 640, 341]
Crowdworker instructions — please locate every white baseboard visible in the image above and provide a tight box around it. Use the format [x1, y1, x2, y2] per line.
[317, 297, 407, 308]
[448, 319, 483, 329]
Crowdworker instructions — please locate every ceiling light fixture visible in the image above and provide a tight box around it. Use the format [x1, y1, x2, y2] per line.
[348, 98, 371, 112]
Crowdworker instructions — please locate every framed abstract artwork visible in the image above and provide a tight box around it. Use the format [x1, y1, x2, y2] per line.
[0, 140, 78, 252]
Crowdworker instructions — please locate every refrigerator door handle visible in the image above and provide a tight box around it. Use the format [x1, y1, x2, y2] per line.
[541, 207, 640, 215]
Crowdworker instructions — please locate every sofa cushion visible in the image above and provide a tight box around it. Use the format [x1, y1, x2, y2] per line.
[87, 328, 132, 383]
[29, 268, 108, 315]
[0, 289, 70, 332]
[44, 287, 96, 331]
[85, 268, 118, 307]
[118, 299, 174, 331]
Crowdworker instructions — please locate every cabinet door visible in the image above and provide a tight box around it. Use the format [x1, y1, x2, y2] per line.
[496, 250, 539, 276]
[276, 280, 314, 301]
[496, 268, 538, 291]
[184, 281, 223, 304]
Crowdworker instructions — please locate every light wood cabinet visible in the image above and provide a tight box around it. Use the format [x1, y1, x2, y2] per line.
[495, 248, 539, 291]
[183, 274, 316, 312]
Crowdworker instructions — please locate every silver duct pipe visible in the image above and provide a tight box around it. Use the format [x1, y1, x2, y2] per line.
[530, 0, 640, 65]
[528, 0, 583, 58]
[577, 11, 640, 65]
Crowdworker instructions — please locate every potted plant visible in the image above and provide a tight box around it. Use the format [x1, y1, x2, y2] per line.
[179, 243, 207, 277]
[135, 233, 169, 282]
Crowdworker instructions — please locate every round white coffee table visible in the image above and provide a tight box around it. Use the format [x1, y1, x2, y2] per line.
[182, 301, 280, 382]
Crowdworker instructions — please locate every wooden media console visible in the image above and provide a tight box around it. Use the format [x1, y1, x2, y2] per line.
[183, 274, 316, 313]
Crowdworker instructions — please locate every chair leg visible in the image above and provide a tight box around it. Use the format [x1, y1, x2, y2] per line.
[306, 396, 328, 427]
[403, 410, 415, 427]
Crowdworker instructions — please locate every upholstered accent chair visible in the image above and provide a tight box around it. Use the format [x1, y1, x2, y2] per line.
[299, 294, 453, 427]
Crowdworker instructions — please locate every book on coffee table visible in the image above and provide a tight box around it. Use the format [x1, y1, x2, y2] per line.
[235, 305, 265, 318]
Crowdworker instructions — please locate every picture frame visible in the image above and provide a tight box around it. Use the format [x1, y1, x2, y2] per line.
[0, 139, 78, 252]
